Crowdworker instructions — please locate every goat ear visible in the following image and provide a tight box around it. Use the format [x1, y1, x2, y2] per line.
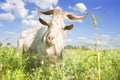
[67, 13, 88, 20]
[64, 24, 73, 30]
[35, 8, 53, 15]
[39, 18, 49, 26]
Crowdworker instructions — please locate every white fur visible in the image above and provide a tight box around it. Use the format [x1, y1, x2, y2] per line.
[17, 8, 87, 65]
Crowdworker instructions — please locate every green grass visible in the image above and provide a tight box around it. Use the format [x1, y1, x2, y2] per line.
[0, 47, 120, 80]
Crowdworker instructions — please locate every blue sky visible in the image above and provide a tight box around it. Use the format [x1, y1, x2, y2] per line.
[0, 0, 120, 49]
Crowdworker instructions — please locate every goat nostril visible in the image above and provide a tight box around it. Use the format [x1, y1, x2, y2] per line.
[48, 36, 54, 41]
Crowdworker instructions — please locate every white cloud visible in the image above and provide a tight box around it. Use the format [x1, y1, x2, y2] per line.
[75, 3, 87, 13]
[77, 37, 94, 45]
[70, 3, 87, 13]
[5, 31, 16, 35]
[0, 2, 14, 11]
[93, 6, 103, 10]
[0, 23, 4, 27]
[65, 34, 120, 49]
[27, 0, 58, 9]
[0, 0, 40, 27]
[0, 0, 59, 28]
[68, 3, 87, 23]
[0, 13, 15, 21]
[0, 0, 28, 18]
[92, 34, 110, 45]
[22, 9, 53, 27]
[22, 10, 42, 27]
[77, 37, 86, 40]
[27, 11, 39, 19]
[22, 19, 41, 27]
[69, 6, 72, 9]
[66, 39, 72, 42]
[110, 36, 120, 49]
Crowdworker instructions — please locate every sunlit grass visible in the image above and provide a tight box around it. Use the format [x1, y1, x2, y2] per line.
[0, 47, 120, 80]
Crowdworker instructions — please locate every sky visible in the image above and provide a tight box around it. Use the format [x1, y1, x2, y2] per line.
[0, 0, 120, 49]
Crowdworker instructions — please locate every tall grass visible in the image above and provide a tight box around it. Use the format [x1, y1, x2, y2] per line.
[0, 47, 120, 80]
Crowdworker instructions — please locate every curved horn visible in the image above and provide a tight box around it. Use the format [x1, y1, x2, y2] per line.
[35, 8, 54, 15]
[66, 13, 88, 20]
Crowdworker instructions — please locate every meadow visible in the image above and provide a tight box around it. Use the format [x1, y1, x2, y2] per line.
[0, 46, 120, 80]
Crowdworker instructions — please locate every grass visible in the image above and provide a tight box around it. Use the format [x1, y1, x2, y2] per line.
[0, 46, 120, 80]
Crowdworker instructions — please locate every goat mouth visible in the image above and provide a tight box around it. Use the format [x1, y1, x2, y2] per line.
[47, 41, 55, 46]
